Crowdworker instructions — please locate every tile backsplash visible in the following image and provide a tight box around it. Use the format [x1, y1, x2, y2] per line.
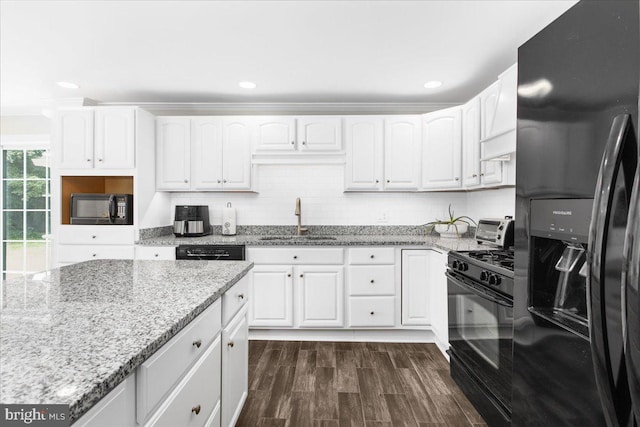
[170, 164, 515, 227]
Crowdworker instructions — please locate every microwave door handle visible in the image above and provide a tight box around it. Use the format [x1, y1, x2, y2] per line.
[587, 113, 632, 427]
[445, 271, 512, 308]
[623, 165, 640, 422]
[108, 195, 116, 224]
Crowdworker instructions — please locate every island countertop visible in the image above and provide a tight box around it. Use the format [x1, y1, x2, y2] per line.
[0, 259, 253, 423]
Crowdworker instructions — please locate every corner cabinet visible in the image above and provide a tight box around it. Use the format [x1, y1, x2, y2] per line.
[55, 107, 135, 170]
[421, 107, 462, 190]
[156, 117, 252, 191]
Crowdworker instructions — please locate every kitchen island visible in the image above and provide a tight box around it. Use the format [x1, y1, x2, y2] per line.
[0, 259, 253, 424]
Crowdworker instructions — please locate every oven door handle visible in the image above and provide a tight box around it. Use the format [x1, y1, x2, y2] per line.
[446, 271, 512, 308]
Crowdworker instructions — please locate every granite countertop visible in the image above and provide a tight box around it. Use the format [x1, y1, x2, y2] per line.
[0, 259, 253, 423]
[137, 233, 486, 252]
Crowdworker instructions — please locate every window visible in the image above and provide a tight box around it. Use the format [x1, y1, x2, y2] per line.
[2, 147, 51, 280]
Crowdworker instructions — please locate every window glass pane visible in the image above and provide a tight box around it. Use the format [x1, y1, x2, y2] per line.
[26, 180, 47, 209]
[26, 242, 47, 272]
[26, 150, 48, 178]
[26, 211, 45, 240]
[3, 180, 24, 209]
[3, 211, 23, 240]
[2, 150, 24, 179]
[3, 242, 24, 271]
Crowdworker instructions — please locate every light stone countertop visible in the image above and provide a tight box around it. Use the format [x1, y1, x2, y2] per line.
[0, 259, 253, 423]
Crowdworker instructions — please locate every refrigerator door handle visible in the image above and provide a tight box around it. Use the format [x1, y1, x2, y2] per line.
[587, 113, 632, 427]
[623, 165, 640, 422]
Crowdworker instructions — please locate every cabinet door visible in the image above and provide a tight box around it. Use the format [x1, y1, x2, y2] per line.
[296, 116, 342, 152]
[297, 265, 344, 328]
[421, 107, 462, 189]
[344, 117, 383, 190]
[481, 159, 504, 186]
[249, 265, 294, 327]
[222, 119, 252, 190]
[255, 117, 296, 151]
[56, 109, 94, 169]
[462, 98, 481, 188]
[480, 81, 500, 140]
[222, 307, 249, 427]
[75, 375, 136, 427]
[94, 108, 135, 169]
[192, 118, 223, 190]
[156, 117, 191, 190]
[383, 116, 421, 190]
[491, 64, 518, 137]
[401, 249, 430, 326]
[427, 250, 448, 346]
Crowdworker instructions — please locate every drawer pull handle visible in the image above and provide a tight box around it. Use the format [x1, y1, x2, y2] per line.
[92, 235, 96, 239]
[293, 255, 298, 259]
[192, 339, 202, 348]
[92, 254, 97, 257]
[370, 311, 375, 315]
[370, 279, 375, 284]
[228, 340, 234, 348]
[238, 293, 245, 299]
[191, 405, 201, 415]
[370, 255, 375, 259]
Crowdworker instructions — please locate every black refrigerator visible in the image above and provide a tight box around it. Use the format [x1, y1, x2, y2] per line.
[514, 0, 639, 426]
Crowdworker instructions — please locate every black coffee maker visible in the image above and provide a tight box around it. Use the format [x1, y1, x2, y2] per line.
[173, 205, 212, 237]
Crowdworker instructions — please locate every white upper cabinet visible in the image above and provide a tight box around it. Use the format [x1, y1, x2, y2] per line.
[254, 117, 296, 151]
[296, 116, 342, 152]
[56, 108, 135, 170]
[421, 107, 462, 190]
[156, 117, 191, 191]
[344, 117, 384, 191]
[94, 108, 135, 169]
[384, 116, 421, 190]
[191, 118, 223, 190]
[157, 117, 252, 191]
[222, 119, 252, 190]
[253, 116, 342, 153]
[480, 81, 500, 140]
[490, 64, 518, 138]
[462, 97, 481, 188]
[481, 157, 504, 186]
[481, 64, 517, 160]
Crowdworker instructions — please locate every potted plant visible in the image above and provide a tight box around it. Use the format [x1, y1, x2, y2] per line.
[425, 204, 477, 239]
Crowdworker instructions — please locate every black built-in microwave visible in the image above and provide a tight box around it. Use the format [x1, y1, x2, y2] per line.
[70, 193, 133, 225]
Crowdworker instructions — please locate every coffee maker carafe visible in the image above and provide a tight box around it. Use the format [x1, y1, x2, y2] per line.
[173, 205, 211, 237]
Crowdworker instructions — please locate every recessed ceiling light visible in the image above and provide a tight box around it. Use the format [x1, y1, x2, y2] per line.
[423, 80, 443, 89]
[238, 81, 257, 89]
[57, 81, 79, 89]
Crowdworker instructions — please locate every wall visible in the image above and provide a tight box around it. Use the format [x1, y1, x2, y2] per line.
[170, 164, 515, 227]
[0, 115, 51, 135]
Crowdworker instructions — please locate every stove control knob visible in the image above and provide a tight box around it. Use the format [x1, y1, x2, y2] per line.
[488, 274, 501, 286]
[480, 271, 489, 282]
[460, 262, 469, 271]
[452, 260, 459, 270]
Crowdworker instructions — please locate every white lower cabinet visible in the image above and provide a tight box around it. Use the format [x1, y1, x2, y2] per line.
[221, 305, 249, 427]
[74, 375, 136, 427]
[57, 244, 134, 263]
[401, 249, 431, 326]
[134, 246, 176, 260]
[349, 296, 395, 327]
[249, 265, 294, 327]
[297, 265, 344, 328]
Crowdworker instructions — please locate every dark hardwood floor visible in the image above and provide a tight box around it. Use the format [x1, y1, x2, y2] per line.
[236, 341, 487, 427]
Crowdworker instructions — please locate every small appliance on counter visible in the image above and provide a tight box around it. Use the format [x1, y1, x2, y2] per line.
[475, 217, 514, 248]
[222, 202, 237, 236]
[70, 193, 133, 225]
[173, 205, 211, 237]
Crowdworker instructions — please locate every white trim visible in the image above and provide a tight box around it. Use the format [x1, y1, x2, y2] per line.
[249, 328, 434, 342]
[251, 153, 346, 165]
[0, 134, 50, 147]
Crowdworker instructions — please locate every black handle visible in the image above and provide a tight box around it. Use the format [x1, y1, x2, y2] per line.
[108, 195, 117, 224]
[587, 114, 633, 426]
[623, 164, 640, 422]
[445, 271, 512, 308]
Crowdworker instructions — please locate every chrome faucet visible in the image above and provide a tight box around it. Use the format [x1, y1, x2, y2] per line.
[295, 197, 308, 236]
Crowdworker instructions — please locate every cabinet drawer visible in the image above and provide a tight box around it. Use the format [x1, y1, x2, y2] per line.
[58, 225, 135, 245]
[349, 265, 395, 296]
[145, 336, 222, 427]
[137, 300, 222, 424]
[348, 247, 395, 265]
[248, 247, 344, 265]
[135, 246, 176, 260]
[222, 275, 249, 326]
[57, 244, 134, 263]
[348, 297, 395, 327]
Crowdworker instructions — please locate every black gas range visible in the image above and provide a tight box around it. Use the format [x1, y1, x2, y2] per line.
[447, 218, 515, 427]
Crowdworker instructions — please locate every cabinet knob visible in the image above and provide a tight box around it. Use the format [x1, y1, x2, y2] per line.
[300, 274, 304, 278]
[86, 159, 91, 162]
[223, 179, 227, 183]
[154, 253, 159, 257]
[191, 405, 201, 415]
[98, 159, 103, 162]
[287, 273, 292, 277]
[192, 339, 202, 348]
[375, 180, 379, 183]
[228, 340, 234, 348]
[370, 279, 375, 284]
[386, 180, 390, 183]
[291, 141, 295, 145]
[92, 254, 97, 257]
[455, 177, 459, 181]
[370, 255, 375, 259]
[293, 255, 298, 259]
[370, 311, 375, 315]
[184, 179, 188, 183]
[472, 174, 478, 178]
[217, 180, 221, 184]
[302, 141, 306, 145]
[481, 173, 485, 176]
[238, 293, 244, 299]
[92, 235, 96, 239]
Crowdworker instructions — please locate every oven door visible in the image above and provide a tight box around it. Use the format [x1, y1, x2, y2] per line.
[447, 270, 513, 412]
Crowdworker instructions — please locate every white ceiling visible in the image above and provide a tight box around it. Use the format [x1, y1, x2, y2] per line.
[0, 0, 577, 114]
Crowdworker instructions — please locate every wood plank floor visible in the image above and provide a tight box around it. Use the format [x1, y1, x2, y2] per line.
[236, 341, 487, 427]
